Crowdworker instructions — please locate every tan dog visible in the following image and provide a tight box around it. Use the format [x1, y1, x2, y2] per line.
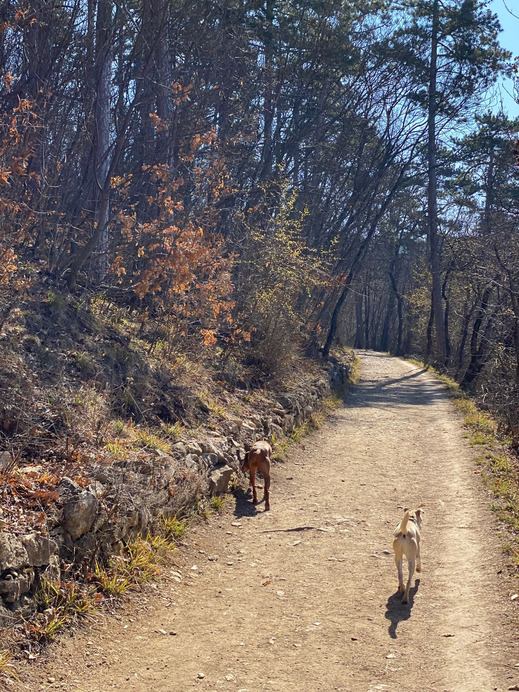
[393, 507, 424, 603]
[239, 441, 271, 511]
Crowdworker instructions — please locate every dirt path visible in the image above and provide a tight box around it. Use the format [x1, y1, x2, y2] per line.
[11, 351, 519, 692]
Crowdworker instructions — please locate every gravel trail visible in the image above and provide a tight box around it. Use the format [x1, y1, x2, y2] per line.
[13, 351, 519, 692]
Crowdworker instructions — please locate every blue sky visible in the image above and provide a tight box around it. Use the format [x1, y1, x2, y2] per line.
[489, 0, 519, 117]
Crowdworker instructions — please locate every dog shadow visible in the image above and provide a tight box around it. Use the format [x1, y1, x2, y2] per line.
[232, 487, 263, 518]
[384, 579, 420, 639]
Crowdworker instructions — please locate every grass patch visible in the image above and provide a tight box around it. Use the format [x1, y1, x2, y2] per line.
[162, 421, 184, 439]
[161, 514, 187, 541]
[27, 579, 99, 644]
[209, 495, 225, 513]
[133, 428, 171, 454]
[0, 650, 19, 682]
[94, 531, 177, 596]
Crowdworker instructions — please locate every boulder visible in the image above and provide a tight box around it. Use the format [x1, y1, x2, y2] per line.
[0, 533, 29, 572]
[208, 465, 234, 496]
[22, 534, 57, 566]
[172, 442, 187, 456]
[62, 489, 98, 540]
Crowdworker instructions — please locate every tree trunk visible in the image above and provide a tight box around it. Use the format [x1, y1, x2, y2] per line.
[427, 0, 446, 363]
[259, 0, 275, 180]
[460, 284, 493, 389]
[455, 293, 474, 377]
[67, 0, 113, 288]
[355, 291, 365, 349]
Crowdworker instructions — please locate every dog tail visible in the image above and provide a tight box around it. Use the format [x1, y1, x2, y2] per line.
[398, 509, 410, 538]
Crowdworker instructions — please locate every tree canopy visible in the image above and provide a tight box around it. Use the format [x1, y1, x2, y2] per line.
[1, 0, 518, 438]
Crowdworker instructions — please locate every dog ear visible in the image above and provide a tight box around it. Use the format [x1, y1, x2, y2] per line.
[416, 508, 424, 518]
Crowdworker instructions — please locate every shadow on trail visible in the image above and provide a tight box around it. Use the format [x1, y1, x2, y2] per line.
[385, 580, 420, 639]
[232, 487, 264, 518]
[345, 366, 444, 410]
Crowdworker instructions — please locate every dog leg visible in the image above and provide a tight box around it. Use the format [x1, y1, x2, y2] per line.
[394, 552, 405, 593]
[263, 471, 270, 511]
[416, 540, 422, 573]
[250, 468, 258, 504]
[404, 558, 415, 603]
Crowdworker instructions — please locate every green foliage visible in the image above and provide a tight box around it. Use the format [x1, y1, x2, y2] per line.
[237, 178, 331, 371]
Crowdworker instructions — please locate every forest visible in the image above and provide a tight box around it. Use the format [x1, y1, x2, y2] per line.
[1, 0, 519, 448]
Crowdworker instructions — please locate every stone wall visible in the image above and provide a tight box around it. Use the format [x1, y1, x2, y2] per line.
[0, 356, 353, 627]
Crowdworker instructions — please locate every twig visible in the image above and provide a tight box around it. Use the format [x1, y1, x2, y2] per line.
[258, 525, 317, 533]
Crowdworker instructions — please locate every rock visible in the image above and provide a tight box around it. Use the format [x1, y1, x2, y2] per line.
[200, 440, 220, 456]
[222, 452, 238, 470]
[184, 453, 199, 469]
[277, 395, 292, 410]
[208, 464, 234, 495]
[57, 476, 82, 502]
[223, 419, 241, 436]
[0, 533, 29, 572]
[136, 460, 153, 475]
[41, 554, 61, 583]
[62, 489, 98, 540]
[0, 569, 34, 603]
[172, 442, 187, 455]
[92, 469, 110, 484]
[22, 534, 57, 566]
[270, 423, 284, 438]
[185, 442, 203, 456]
[198, 453, 219, 470]
[19, 465, 45, 475]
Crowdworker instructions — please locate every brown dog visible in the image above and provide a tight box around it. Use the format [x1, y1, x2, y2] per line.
[238, 441, 272, 511]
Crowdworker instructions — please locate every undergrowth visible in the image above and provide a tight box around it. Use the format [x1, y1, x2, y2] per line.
[0, 514, 188, 679]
